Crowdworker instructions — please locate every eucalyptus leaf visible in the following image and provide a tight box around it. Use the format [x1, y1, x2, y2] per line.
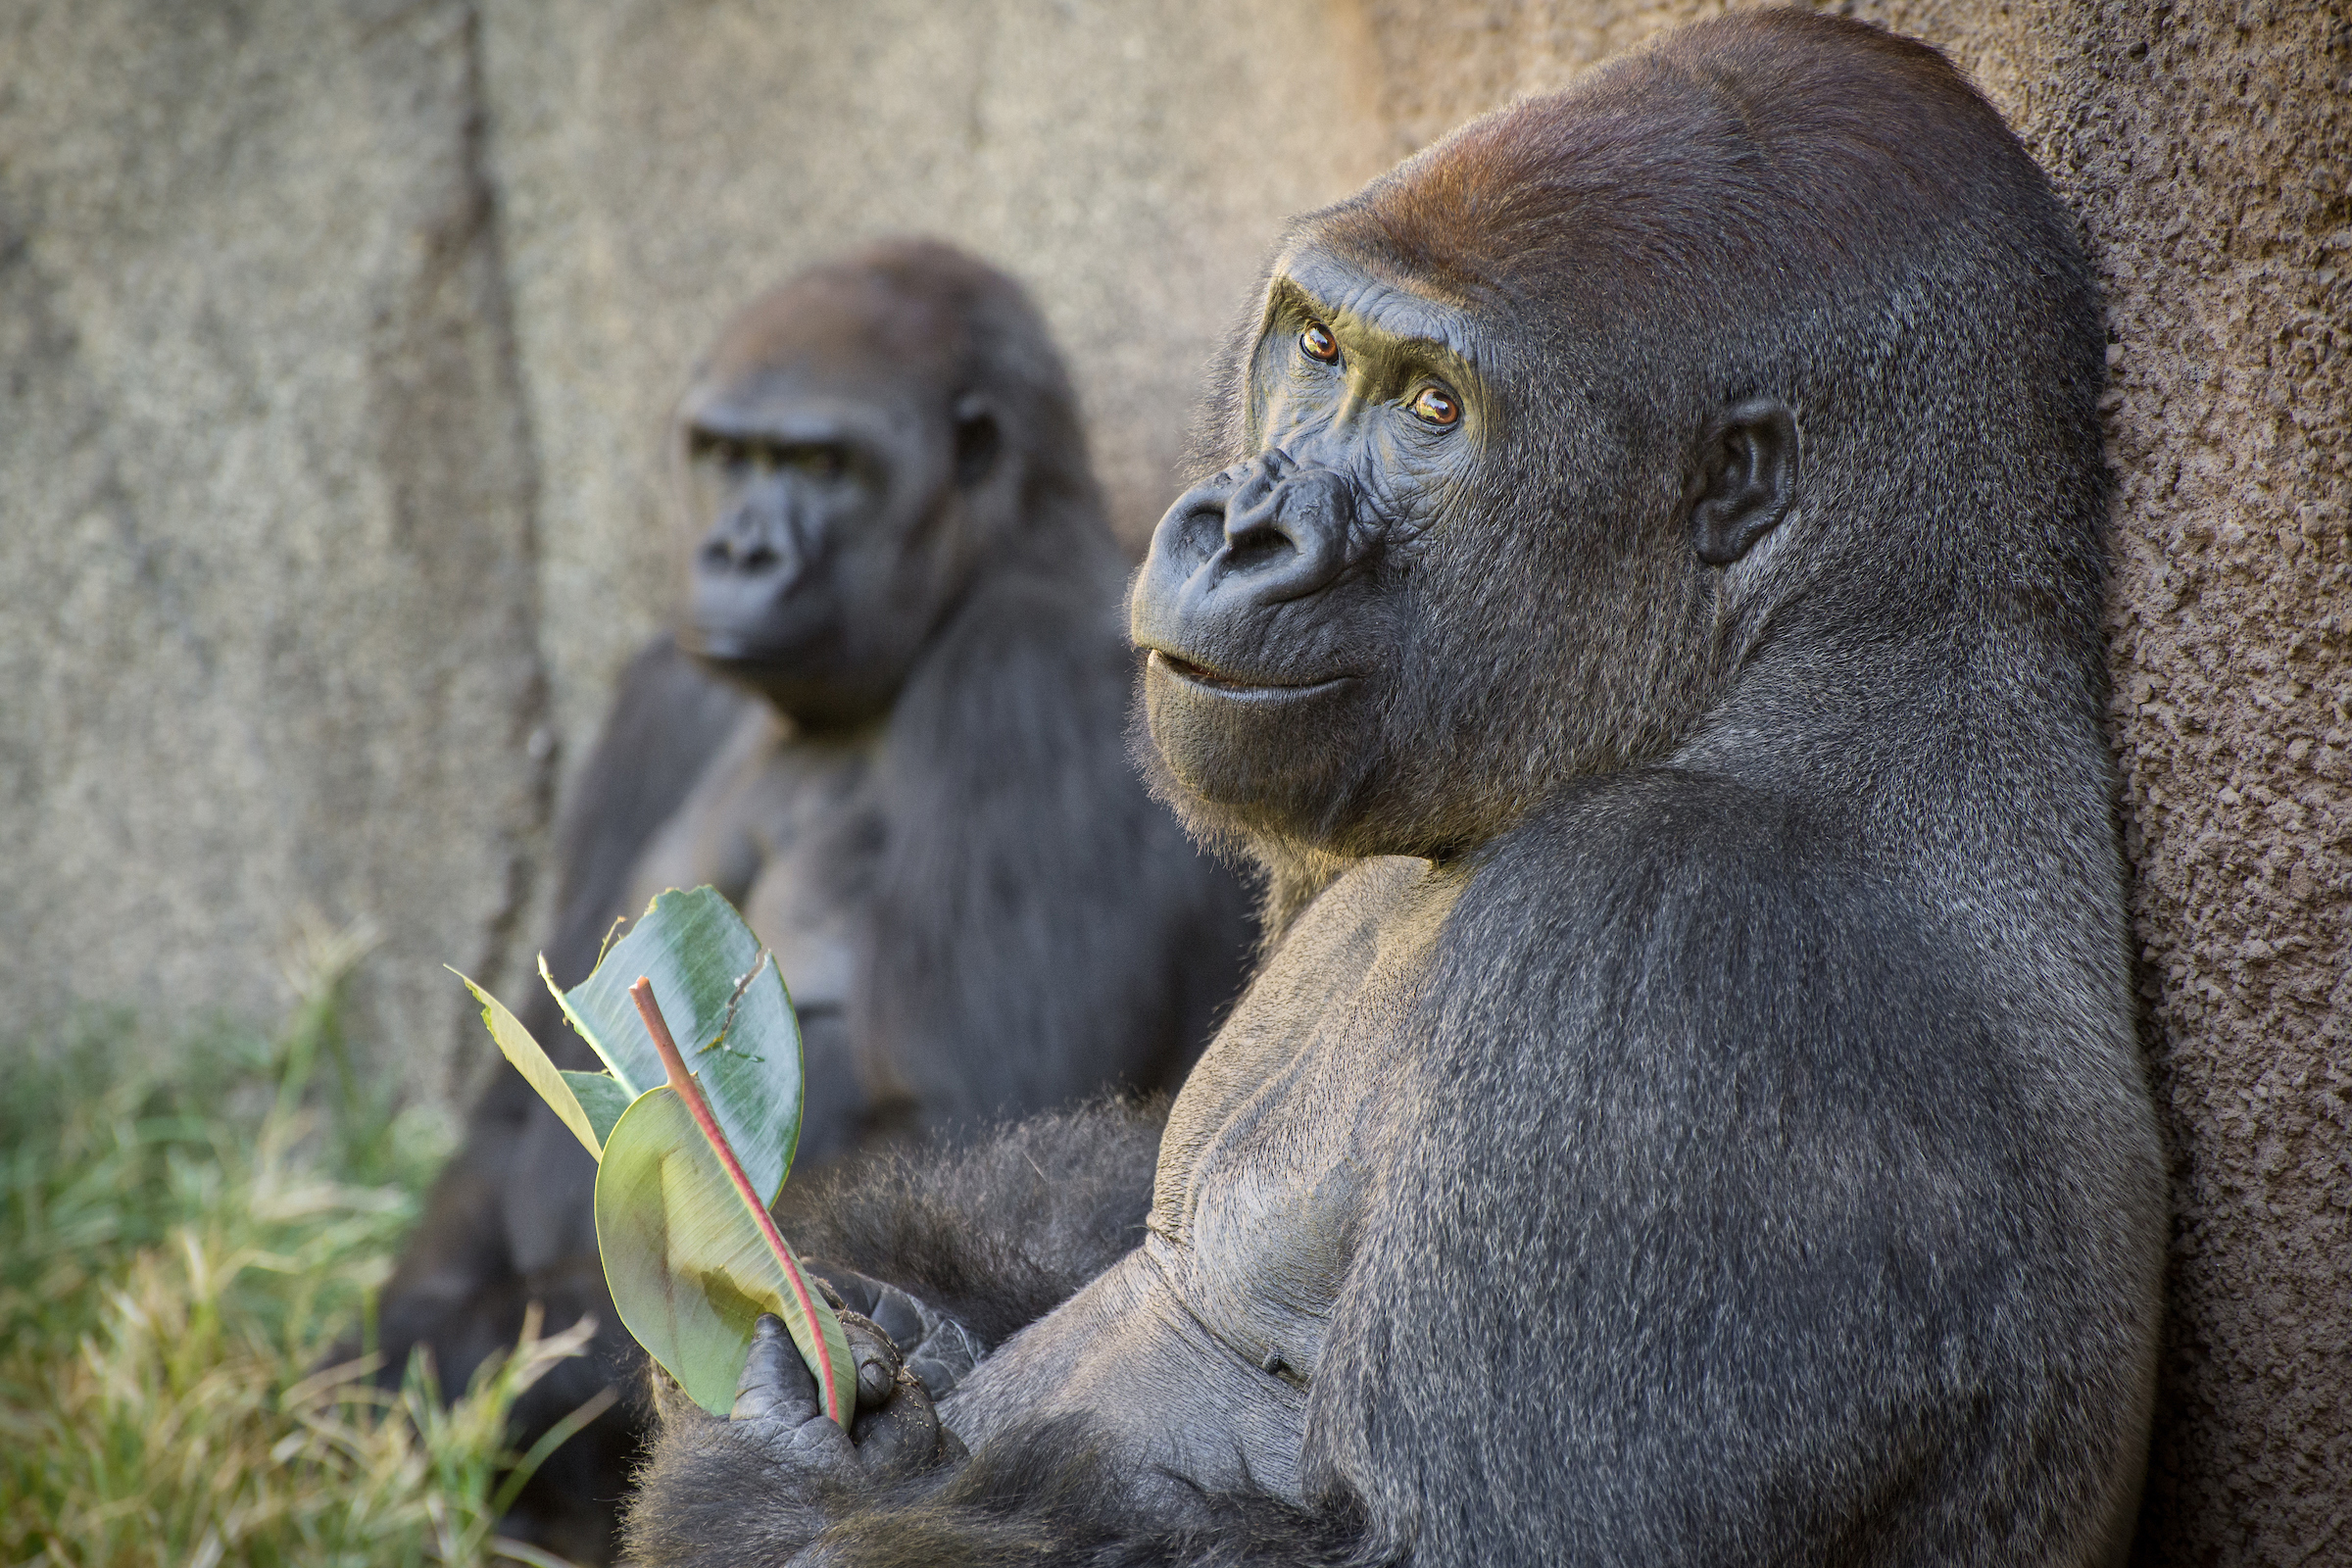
[595, 1085, 854, 1423]
[452, 969, 607, 1159]
[548, 888, 806, 1203]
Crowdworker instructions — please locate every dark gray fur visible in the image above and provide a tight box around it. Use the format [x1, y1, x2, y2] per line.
[623, 15, 2163, 1565]
[372, 243, 1252, 1560]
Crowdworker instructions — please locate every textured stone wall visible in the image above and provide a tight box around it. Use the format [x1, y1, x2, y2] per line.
[0, 0, 2339, 1557]
[0, 0, 550, 1076]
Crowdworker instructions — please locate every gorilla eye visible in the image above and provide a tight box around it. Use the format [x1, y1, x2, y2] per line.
[1298, 321, 1340, 364]
[795, 446, 845, 481]
[1409, 384, 1462, 427]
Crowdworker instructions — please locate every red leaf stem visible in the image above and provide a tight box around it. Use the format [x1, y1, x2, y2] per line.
[629, 976, 844, 1424]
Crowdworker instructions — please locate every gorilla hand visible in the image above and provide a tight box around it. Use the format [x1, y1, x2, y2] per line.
[807, 1262, 987, 1399]
[729, 1311, 965, 1487]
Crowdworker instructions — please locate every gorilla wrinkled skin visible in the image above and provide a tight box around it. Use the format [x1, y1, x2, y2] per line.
[626, 13, 2164, 1565]
[372, 243, 1251, 1559]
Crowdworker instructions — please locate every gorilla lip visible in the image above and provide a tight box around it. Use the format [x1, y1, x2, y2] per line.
[1148, 650, 1353, 700]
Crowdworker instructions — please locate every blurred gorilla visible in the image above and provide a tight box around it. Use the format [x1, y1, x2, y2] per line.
[374, 241, 1252, 1560]
[624, 14, 2164, 1566]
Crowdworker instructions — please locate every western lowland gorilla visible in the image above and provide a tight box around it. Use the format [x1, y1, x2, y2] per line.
[622, 12, 2167, 1566]
[372, 241, 1253, 1559]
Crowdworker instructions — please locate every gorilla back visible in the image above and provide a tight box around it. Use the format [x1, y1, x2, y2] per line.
[627, 15, 2163, 1566]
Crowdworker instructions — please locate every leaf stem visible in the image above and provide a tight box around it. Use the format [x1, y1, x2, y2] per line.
[628, 976, 846, 1426]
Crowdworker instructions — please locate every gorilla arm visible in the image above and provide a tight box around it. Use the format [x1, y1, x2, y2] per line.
[622, 1099, 1268, 1568]
[620, 858, 1420, 1568]
[774, 1095, 1168, 1350]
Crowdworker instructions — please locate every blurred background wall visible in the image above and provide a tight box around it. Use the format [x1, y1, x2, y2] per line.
[0, 0, 2341, 1559]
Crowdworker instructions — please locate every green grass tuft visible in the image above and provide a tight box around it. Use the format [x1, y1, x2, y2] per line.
[1, 956, 596, 1568]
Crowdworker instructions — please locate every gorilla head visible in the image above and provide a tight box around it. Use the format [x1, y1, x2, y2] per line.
[677, 241, 1101, 728]
[1134, 16, 2103, 873]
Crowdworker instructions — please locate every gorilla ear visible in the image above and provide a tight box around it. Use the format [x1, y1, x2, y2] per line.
[952, 394, 1003, 487]
[1689, 398, 1800, 566]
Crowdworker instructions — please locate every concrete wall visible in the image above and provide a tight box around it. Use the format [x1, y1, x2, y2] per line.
[0, 1, 548, 1069]
[0, 0, 2340, 1559]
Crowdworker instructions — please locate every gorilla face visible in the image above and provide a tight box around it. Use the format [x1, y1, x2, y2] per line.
[1131, 247, 1494, 851]
[676, 304, 1004, 731]
[1132, 238, 1802, 859]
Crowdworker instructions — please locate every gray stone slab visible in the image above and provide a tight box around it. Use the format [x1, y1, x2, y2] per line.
[0, 0, 548, 1091]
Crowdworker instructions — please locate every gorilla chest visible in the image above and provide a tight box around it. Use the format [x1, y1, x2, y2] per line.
[729, 736, 885, 1014]
[1150, 1041, 1386, 1388]
[1149, 858, 1454, 1387]
[942, 861, 1459, 1500]
[630, 714, 885, 1018]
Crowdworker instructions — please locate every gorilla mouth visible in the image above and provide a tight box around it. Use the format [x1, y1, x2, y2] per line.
[1148, 650, 1353, 699]
[684, 621, 829, 670]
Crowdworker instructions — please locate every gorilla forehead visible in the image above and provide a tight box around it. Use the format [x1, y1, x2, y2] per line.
[1262, 251, 1482, 357]
[690, 238, 1027, 397]
[1305, 12, 2041, 336]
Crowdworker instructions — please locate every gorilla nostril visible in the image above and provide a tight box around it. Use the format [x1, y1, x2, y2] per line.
[1222, 507, 1296, 572]
[1160, 488, 1237, 572]
[741, 543, 779, 572]
[699, 537, 734, 568]
[1225, 536, 1293, 577]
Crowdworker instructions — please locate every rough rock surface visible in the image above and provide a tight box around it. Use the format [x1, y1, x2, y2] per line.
[0, 0, 2339, 1557]
[0, 0, 550, 1079]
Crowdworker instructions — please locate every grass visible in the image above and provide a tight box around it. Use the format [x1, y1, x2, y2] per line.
[0, 936, 599, 1568]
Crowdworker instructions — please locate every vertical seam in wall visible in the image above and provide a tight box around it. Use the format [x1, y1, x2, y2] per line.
[452, 0, 558, 1103]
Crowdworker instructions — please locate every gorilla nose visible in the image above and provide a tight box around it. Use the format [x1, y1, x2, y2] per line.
[1161, 451, 1358, 609]
[701, 535, 783, 573]
[698, 499, 812, 591]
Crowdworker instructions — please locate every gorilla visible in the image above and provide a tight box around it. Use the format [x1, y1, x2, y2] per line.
[373, 241, 1253, 1559]
[622, 13, 2165, 1566]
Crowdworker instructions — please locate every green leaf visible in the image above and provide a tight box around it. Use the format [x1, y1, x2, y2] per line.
[548, 888, 806, 1204]
[451, 968, 608, 1159]
[562, 1071, 634, 1150]
[457, 888, 838, 1421]
[595, 1086, 854, 1422]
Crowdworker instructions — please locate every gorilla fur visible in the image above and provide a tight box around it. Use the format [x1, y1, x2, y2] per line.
[624, 15, 2162, 1566]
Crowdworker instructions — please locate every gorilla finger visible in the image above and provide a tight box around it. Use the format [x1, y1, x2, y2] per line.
[730, 1313, 820, 1426]
[837, 1310, 905, 1410]
[905, 1343, 978, 1402]
[859, 1282, 928, 1349]
[848, 1369, 947, 1477]
[813, 1259, 950, 1363]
